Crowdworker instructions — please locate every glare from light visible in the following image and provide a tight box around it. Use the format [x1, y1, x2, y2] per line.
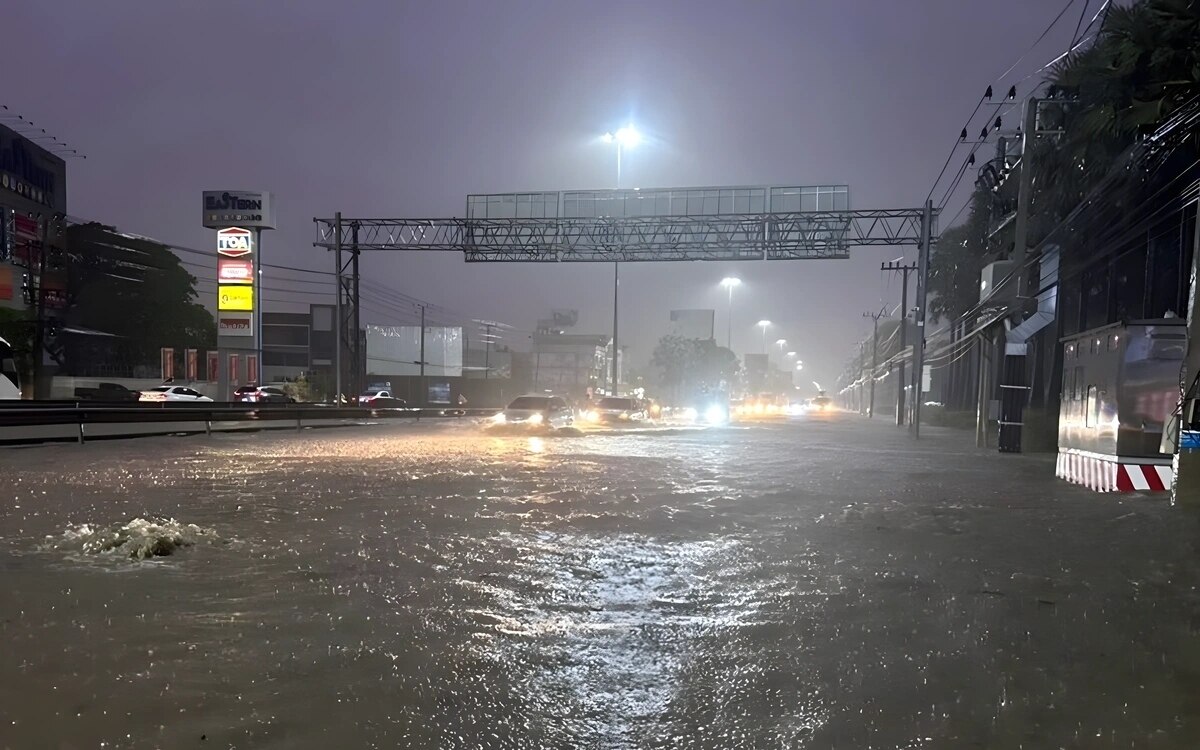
[704, 405, 727, 425]
[583, 409, 600, 423]
[796, 363, 804, 370]
[528, 413, 544, 425]
[720, 277, 742, 288]
[614, 126, 641, 147]
[786, 351, 797, 358]
[775, 338, 787, 346]
[528, 437, 545, 453]
[681, 407, 699, 422]
[600, 132, 615, 144]
[757, 320, 771, 328]
[491, 412, 506, 424]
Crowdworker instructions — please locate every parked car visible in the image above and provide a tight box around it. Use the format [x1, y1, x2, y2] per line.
[139, 386, 213, 403]
[234, 385, 295, 404]
[358, 389, 405, 407]
[74, 382, 140, 402]
[489, 395, 574, 430]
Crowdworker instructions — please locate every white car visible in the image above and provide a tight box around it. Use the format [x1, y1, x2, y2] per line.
[139, 385, 213, 403]
[489, 395, 574, 430]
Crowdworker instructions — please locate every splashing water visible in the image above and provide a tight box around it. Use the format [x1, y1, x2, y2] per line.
[46, 517, 223, 560]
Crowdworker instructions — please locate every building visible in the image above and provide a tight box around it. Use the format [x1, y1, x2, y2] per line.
[0, 123, 67, 315]
[669, 309, 715, 341]
[532, 332, 611, 397]
[259, 304, 336, 384]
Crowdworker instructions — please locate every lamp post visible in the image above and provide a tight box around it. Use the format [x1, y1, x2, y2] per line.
[600, 125, 642, 395]
[757, 320, 771, 354]
[720, 277, 741, 350]
[775, 338, 787, 357]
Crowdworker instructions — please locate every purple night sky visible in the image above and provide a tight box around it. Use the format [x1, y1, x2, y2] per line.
[7, 0, 1083, 389]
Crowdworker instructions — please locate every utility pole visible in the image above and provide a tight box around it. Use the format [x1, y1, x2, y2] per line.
[484, 323, 492, 380]
[863, 308, 886, 418]
[882, 260, 917, 425]
[1174, 197, 1200, 504]
[911, 198, 934, 438]
[858, 341, 867, 415]
[332, 212, 342, 404]
[419, 303, 426, 408]
[997, 98, 1041, 453]
[351, 222, 361, 400]
[611, 262, 619, 395]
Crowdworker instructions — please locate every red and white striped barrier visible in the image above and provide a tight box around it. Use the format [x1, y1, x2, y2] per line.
[1056, 450, 1173, 493]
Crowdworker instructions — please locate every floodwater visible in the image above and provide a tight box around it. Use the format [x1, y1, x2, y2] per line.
[2, 418, 1200, 748]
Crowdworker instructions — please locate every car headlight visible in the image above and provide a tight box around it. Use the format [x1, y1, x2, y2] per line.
[528, 413, 544, 425]
[584, 410, 600, 422]
[681, 407, 699, 422]
[704, 405, 727, 425]
[491, 412, 507, 424]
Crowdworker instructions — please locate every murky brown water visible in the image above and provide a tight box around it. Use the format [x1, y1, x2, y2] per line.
[2, 419, 1200, 748]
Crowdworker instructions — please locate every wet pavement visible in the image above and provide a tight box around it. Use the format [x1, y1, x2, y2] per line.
[2, 415, 1200, 748]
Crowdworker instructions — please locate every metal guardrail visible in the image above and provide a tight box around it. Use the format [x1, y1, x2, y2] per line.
[0, 402, 500, 445]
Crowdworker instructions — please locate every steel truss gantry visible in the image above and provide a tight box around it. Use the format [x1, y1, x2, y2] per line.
[314, 209, 930, 262]
[314, 186, 936, 434]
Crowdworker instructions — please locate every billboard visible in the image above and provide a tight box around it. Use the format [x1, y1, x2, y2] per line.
[669, 309, 715, 340]
[218, 313, 253, 336]
[366, 325, 463, 377]
[218, 285, 253, 311]
[218, 258, 254, 284]
[216, 227, 254, 257]
[203, 191, 276, 229]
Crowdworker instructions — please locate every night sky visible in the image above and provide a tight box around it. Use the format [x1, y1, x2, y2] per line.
[8, 0, 1086, 390]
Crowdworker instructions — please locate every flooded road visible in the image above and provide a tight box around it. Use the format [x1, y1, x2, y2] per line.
[2, 418, 1200, 748]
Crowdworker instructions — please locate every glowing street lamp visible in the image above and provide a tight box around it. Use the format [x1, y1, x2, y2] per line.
[720, 277, 741, 350]
[757, 320, 771, 354]
[776, 338, 787, 355]
[600, 125, 641, 188]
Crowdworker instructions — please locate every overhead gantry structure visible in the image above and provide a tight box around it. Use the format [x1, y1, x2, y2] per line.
[314, 184, 936, 434]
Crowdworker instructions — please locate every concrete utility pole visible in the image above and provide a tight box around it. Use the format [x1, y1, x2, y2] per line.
[864, 308, 886, 418]
[882, 261, 917, 425]
[484, 323, 492, 380]
[1174, 199, 1200, 504]
[333, 212, 343, 404]
[997, 99, 1041, 453]
[611, 263, 619, 395]
[351, 222, 361, 399]
[419, 303, 426, 407]
[911, 199, 934, 438]
[859, 341, 868, 415]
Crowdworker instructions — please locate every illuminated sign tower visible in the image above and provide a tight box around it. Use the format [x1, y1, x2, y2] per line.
[202, 190, 275, 398]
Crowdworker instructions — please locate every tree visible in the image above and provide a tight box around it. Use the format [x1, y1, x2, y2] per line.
[55, 223, 215, 375]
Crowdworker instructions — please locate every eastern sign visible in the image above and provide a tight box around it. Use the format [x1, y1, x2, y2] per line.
[203, 191, 276, 229]
[216, 227, 254, 257]
[218, 257, 254, 284]
[218, 313, 253, 336]
[218, 285, 254, 311]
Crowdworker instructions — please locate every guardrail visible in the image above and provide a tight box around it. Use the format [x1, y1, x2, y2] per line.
[0, 402, 500, 446]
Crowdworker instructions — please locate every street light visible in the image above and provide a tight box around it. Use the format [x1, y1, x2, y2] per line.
[720, 277, 741, 350]
[599, 123, 642, 397]
[776, 338, 787, 355]
[796, 362, 804, 370]
[786, 351, 797, 358]
[757, 320, 771, 354]
[601, 125, 641, 188]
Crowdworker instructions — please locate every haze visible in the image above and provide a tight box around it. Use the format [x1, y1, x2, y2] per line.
[8, 0, 1075, 387]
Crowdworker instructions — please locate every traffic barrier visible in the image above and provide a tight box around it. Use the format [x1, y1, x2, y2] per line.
[0, 402, 499, 446]
[1055, 449, 1173, 493]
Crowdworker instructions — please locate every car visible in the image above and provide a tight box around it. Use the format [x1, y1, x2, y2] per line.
[139, 385, 213, 403]
[581, 396, 649, 424]
[358, 389, 406, 407]
[74, 382, 140, 402]
[234, 385, 295, 404]
[489, 394, 574, 430]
